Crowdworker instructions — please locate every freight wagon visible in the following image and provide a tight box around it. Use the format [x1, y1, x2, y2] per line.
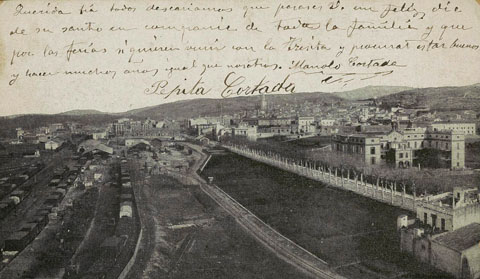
[119, 201, 133, 218]
[4, 231, 30, 251]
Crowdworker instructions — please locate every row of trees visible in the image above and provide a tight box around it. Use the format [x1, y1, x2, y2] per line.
[223, 136, 478, 195]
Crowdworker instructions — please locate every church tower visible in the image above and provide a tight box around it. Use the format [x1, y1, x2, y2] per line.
[260, 93, 267, 114]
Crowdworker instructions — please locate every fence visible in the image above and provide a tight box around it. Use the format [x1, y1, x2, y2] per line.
[225, 144, 422, 212]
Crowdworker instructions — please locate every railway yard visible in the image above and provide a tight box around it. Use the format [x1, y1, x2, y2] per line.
[1, 140, 318, 279]
[0, 143, 140, 279]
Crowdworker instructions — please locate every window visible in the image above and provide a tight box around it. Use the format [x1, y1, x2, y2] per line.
[441, 218, 445, 231]
[431, 214, 437, 228]
[415, 142, 417, 148]
[371, 157, 376, 165]
[406, 153, 409, 158]
[424, 213, 427, 224]
[399, 153, 404, 159]
[370, 147, 376, 155]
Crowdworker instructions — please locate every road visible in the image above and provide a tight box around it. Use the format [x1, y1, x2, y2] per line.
[183, 143, 345, 279]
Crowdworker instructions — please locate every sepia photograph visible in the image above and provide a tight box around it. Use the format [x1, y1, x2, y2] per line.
[0, 0, 479, 278]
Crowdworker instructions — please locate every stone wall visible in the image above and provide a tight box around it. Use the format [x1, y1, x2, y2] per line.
[225, 145, 420, 212]
[430, 241, 461, 277]
[453, 204, 480, 231]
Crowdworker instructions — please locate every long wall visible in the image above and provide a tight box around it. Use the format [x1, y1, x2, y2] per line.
[225, 145, 421, 212]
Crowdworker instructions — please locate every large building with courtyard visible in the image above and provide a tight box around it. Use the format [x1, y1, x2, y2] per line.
[332, 125, 465, 169]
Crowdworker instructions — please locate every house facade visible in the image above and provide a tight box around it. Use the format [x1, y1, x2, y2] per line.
[332, 126, 465, 169]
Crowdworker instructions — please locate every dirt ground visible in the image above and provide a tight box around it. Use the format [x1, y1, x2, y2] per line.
[202, 154, 453, 279]
[127, 172, 309, 279]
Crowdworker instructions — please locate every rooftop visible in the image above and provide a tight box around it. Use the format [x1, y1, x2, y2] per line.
[432, 121, 476, 125]
[433, 223, 480, 252]
[335, 133, 380, 138]
[78, 139, 114, 154]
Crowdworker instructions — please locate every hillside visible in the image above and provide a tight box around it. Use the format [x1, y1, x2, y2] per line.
[331, 85, 412, 100]
[59, 110, 108, 116]
[0, 114, 119, 138]
[378, 84, 480, 111]
[126, 93, 346, 119]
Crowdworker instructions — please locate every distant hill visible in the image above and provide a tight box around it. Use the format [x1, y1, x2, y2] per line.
[59, 109, 108, 116]
[0, 114, 119, 138]
[378, 83, 480, 111]
[125, 92, 346, 119]
[331, 85, 412, 100]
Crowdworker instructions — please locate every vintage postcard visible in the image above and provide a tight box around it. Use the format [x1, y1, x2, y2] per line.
[0, 0, 479, 278]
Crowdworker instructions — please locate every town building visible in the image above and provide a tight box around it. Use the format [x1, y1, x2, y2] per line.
[331, 126, 466, 169]
[49, 123, 64, 132]
[35, 126, 50, 135]
[399, 188, 480, 278]
[415, 188, 480, 232]
[112, 122, 126, 136]
[125, 139, 151, 148]
[241, 117, 293, 127]
[77, 140, 114, 155]
[232, 125, 257, 141]
[295, 116, 315, 134]
[400, 223, 480, 279]
[429, 122, 476, 135]
[188, 117, 224, 129]
[319, 119, 335, 127]
[332, 133, 381, 165]
[270, 126, 292, 136]
[196, 123, 218, 136]
[45, 138, 64, 151]
[317, 126, 339, 136]
[92, 131, 108, 140]
[110, 118, 164, 136]
[16, 128, 25, 141]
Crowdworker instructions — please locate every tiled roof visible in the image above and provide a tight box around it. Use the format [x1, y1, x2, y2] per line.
[433, 223, 480, 252]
